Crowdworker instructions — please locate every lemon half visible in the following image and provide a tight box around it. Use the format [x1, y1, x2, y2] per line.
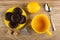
[27, 2, 40, 13]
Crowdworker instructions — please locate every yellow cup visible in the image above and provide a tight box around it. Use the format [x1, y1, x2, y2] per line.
[31, 14, 51, 36]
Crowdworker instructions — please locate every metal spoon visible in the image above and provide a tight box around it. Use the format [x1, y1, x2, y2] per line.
[44, 3, 56, 31]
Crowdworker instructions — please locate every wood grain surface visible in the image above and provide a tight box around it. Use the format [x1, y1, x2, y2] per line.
[0, 0, 60, 40]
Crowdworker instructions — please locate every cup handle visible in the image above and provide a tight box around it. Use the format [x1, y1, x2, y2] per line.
[46, 30, 52, 36]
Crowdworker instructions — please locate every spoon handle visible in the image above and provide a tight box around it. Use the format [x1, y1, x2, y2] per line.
[49, 14, 56, 31]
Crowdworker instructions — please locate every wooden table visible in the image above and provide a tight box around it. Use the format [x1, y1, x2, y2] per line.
[0, 0, 60, 40]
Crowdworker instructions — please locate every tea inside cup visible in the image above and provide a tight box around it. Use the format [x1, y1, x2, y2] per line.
[31, 14, 51, 34]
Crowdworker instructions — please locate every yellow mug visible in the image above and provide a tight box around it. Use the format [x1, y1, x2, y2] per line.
[31, 14, 51, 36]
